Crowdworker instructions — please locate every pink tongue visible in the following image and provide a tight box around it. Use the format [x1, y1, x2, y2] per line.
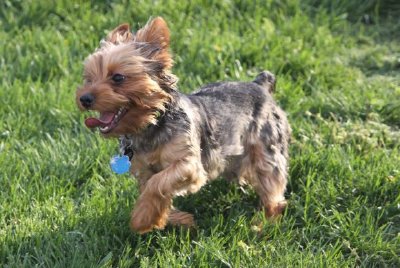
[84, 112, 115, 128]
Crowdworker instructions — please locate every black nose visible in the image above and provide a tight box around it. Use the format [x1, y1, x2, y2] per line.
[80, 93, 95, 108]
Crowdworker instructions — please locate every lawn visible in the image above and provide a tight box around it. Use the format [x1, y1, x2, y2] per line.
[1, 0, 399, 267]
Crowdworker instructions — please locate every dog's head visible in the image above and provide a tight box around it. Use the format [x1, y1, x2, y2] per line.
[76, 17, 177, 137]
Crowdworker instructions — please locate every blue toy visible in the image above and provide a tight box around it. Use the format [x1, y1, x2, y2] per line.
[110, 155, 131, 174]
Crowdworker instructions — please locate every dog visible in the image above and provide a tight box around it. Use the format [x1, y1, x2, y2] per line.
[76, 17, 291, 234]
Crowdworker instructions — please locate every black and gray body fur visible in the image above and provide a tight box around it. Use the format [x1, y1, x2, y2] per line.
[121, 71, 290, 207]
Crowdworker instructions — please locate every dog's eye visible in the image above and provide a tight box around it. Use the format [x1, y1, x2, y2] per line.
[83, 76, 92, 84]
[112, 73, 125, 83]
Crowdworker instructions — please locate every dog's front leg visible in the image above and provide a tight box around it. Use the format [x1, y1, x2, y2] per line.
[130, 157, 203, 234]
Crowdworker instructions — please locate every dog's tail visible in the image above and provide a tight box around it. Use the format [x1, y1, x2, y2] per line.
[253, 71, 276, 93]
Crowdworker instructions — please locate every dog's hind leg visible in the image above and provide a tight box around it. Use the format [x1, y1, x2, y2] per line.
[254, 150, 288, 219]
[240, 121, 289, 219]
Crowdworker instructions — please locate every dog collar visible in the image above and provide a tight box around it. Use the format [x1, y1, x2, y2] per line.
[119, 135, 134, 161]
[117, 108, 166, 161]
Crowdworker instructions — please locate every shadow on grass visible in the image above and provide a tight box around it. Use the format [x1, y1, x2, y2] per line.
[2, 179, 269, 267]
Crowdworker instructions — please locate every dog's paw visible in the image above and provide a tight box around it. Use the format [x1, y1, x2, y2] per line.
[130, 213, 154, 234]
[265, 200, 287, 219]
[130, 196, 170, 234]
[168, 209, 196, 227]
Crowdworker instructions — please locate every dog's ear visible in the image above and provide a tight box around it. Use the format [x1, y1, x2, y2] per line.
[106, 23, 133, 44]
[135, 17, 170, 49]
[134, 17, 172, 69]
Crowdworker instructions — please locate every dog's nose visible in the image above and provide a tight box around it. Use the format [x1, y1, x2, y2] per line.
[80, 93, 95, 108]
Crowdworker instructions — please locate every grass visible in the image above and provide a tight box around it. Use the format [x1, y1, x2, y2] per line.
[1, 0, 399, 267]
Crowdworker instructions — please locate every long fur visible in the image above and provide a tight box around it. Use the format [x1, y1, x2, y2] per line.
[76, 17, 291, 233]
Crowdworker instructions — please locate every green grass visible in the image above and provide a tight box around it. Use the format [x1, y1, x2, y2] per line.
[1, 0, 399, 267]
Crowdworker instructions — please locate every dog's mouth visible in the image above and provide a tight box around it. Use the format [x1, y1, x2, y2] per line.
[84, 107, 128, 134]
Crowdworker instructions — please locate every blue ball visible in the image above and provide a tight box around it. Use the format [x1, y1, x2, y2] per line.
[110, 155, 131, 174]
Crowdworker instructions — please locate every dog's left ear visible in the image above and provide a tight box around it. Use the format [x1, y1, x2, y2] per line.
[134, 17, 172, 69]
[106, 23, 133, 44]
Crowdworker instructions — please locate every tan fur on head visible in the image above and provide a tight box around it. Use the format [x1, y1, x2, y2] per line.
[76, 18, 174, 136]
[134, 17, 173, 70]
[106, 23, 133, 44]
[135, 17, 170, 48]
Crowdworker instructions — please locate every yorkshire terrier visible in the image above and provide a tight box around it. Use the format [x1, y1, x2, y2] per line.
[76, 17, 291, 234]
